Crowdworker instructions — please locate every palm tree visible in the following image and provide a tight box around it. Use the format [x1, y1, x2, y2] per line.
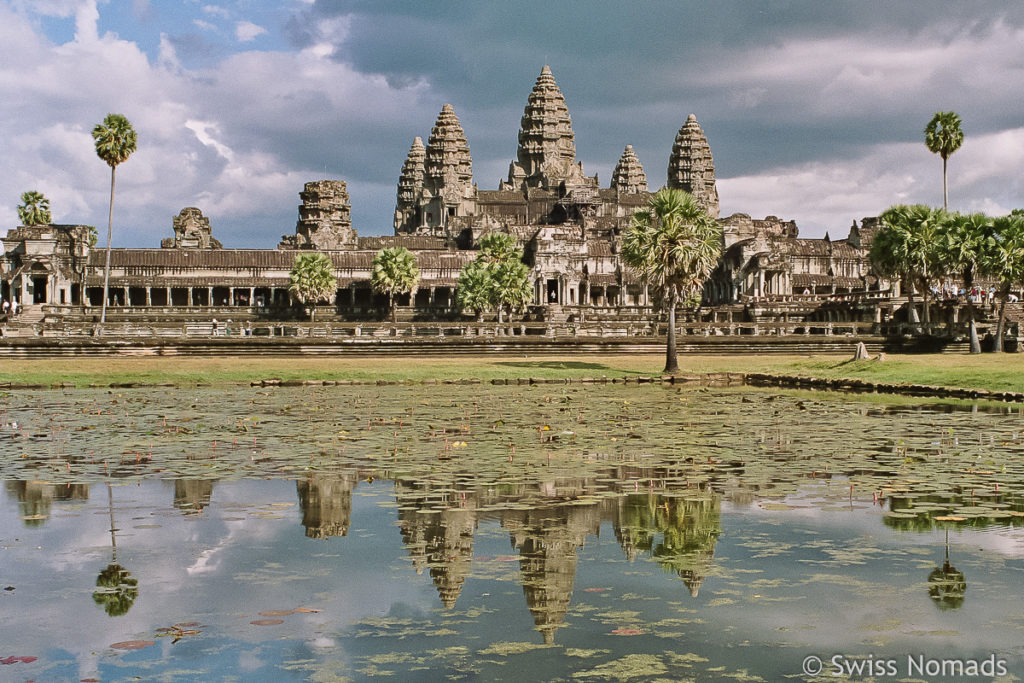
[92, 114, 138, 327]
[872, 204, 945, 327]
[456, 260, 492, 322]
[17, 191, 52, 226]
[288, 252, 336, 321]
[936, 212, 993, 353]
[924, 111, 964, 211]
[490, 258, 532, 323]
[478, 232, 518, 264]
[622, 188, 721, 374]
[982, 213, 1024, 352]
[371, 247, 419, 323]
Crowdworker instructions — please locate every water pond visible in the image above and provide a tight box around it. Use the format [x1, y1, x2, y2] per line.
[1, 383, 1023, 681]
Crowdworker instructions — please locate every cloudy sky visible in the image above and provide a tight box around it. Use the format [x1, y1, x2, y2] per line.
[2, 0, 1022, 247]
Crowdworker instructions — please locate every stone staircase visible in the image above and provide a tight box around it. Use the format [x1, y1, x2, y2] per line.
[1, 305, 45, 337]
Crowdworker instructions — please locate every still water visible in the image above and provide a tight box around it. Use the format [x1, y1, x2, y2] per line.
[1, 384, 1023, 681]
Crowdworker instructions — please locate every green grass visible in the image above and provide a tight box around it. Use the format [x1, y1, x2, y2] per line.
[0, 352, 1021, 392]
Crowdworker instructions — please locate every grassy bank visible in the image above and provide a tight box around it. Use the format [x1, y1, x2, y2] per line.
[0, 352, 1022, 393]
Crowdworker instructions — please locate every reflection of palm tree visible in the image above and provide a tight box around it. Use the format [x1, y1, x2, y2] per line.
[928, 529, 966, 610]
[92, 484, 138, 617]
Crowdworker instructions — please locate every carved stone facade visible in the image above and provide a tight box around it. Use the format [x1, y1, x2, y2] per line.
[281, 180, 356, 250]
[162, 207, 221, 249]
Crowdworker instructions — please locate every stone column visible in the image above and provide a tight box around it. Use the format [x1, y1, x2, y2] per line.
[145, 287, 151, 306]
[165, 287, 171, 306]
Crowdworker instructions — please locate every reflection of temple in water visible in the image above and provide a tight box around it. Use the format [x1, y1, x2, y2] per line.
[614, 492, 721, 597]
[172, 479, 215, 515]
[386, 470, 722, 643]
[296, 471, 360, 539]
[5, 480, 89, 526]
[395, 480, 477, 608]
[504, 503, 601, 644]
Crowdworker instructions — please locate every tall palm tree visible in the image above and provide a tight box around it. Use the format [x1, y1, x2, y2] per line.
[17, 191, 52, 226]
[924, 111, 964, 211]
[982, 213, 1024, 352]
[371, 247, 419, 323]
[92, 114, 138, 327]
[873, 204, 945, 327]
[936, 212, 993, 353]
[622, 188, 722, 373]
[289, 252, 337, 321]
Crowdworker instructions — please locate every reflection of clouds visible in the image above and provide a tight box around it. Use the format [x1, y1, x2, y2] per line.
[238, 649, 264, 672]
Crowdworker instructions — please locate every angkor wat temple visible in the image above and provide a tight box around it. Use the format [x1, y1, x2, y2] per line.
[0, 66, 932, 338]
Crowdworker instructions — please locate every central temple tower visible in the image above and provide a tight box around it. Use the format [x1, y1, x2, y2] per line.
[502, 66, 589, 191]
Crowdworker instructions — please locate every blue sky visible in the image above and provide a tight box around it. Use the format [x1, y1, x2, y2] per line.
[2, 0, 1022, 247]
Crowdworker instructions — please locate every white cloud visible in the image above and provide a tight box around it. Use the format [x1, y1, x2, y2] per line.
[193, 18, 216, 32]
[200, 3, 229, 19]
[720, 128, 1024, 237]
[235, 20, 267, 43]
[0, 0, 429, 245]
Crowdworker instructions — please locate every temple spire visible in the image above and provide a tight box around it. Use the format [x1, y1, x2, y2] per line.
[394, 137, 426, 233]
[505, 66, 578, 190]
[667, 114, 719, 218]
[611, 145, 647, 194]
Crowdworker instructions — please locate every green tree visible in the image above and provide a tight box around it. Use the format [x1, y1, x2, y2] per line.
[936, 212, 993, 353]
[872, 204, 945, 327]
[455, 232, 533, 323]
[622, 188, 722, 374]
[478, 232, 519, 263]
[92, 114, 138, 326]
[288, 252, 336, 321]
[981, 213, 1024, 352]
[456, 260, 492, 322]
[371, 247, 420, 323]
[925, 111, 964, 210]
[490, 258, 532, 323]
[17, 190, 51, 225]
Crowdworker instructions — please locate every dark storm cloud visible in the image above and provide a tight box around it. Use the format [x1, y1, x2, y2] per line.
[286, 0, 1024, 186]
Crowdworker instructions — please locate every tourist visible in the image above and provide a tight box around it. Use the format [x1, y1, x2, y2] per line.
[1, 299, 8, 316]
[1009, 293, 1019, 303]
[211, 318, 218, 335]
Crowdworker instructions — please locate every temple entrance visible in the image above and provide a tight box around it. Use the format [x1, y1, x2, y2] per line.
[31, 276, 47, 303]
[546, 279, 558, 303]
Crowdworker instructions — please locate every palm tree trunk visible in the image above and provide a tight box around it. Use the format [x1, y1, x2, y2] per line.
[390, 293, 396, 323]
[100, 166, 116, 328]
[963, 270, 980, 354]
[995, 295, 1008, 353]
[942, 156, 948, 211]
[664, 286, 679, 374]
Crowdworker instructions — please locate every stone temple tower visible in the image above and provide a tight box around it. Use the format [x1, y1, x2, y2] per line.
[282, 179, 356, 249]
[395, 104, 476, 236]
[667, 114, 719, 218]
[611, 145, 647, 195]
[503, 65, 586, 191]
[394, 136, 426, 232]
